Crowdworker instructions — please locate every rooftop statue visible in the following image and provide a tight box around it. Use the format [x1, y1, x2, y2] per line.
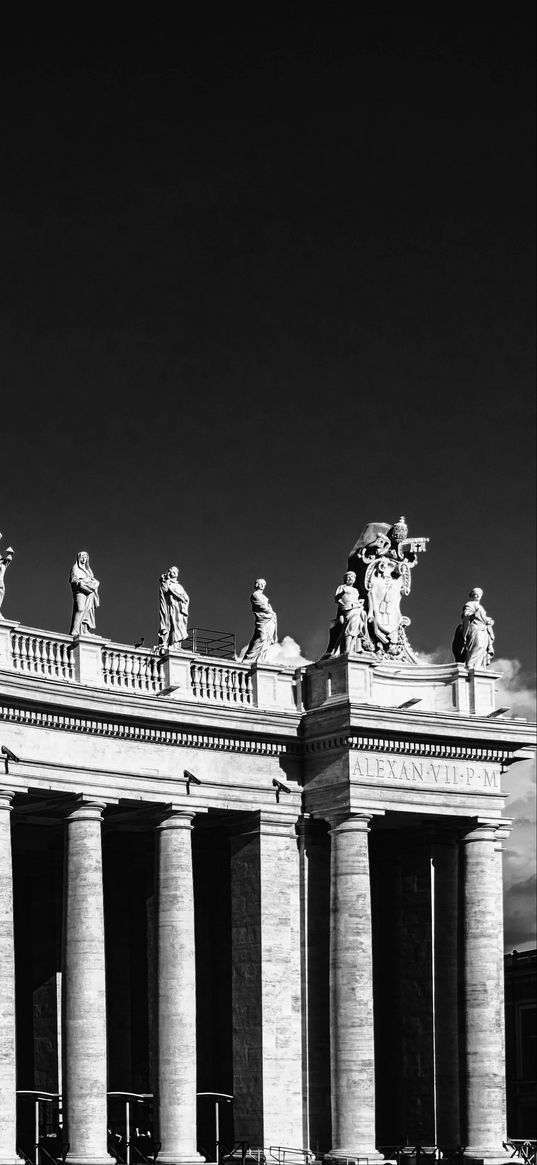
[69, 551, 100, 637]
[322, 570, 369, 658]
[452, 587, 495, 670]
[347, 515, 429, 661]
[157, 566, 190, 652]
[0, 534, 15, 618]
[243, 578, 278, 663]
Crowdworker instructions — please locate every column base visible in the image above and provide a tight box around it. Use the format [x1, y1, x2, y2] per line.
[64, 1153, 116, 1165]
[463, 1151, 513, 1165]
[157, 1154, 206, 1165]
[327, 1149, 384, 1162]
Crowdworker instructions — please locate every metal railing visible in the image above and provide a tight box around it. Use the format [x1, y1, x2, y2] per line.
[183, 628, 237, 659]
[505, 1142, 537, 1165]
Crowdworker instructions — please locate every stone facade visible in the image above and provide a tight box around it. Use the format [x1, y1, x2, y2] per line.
[0, 617, 534, 1164]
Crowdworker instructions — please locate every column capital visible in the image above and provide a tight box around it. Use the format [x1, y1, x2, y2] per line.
[328, 810, 374, 834]
[460, 823, 498, 845]
[155, 807, 196, 832]
[64, 797, 108, 825]
[0, 790, 16, 812]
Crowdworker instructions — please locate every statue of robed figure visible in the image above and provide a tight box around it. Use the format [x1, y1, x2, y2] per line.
[158, 566, 190, 651]
[69, 551, 100, 637]
[452, 588, 495, 669]
[243, 579, 278, 663]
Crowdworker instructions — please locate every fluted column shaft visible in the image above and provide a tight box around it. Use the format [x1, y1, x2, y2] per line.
[63, 800, 113, 1165]
[433, 837, 460, 1147]
[329, 814, 382, 1159]
[461, 824, 510, 1164]
[0, 791, 22, 1165]
[155, 811, 203, 1165]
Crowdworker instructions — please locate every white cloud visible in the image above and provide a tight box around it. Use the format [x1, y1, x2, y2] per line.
[238, 635, 311, 667]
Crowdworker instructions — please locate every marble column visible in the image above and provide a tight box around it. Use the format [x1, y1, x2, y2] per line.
[154, 810, 203, 1165]
[432, 836, 460, 1147]
[231, 811, 303, 1148]
[62, 799, 113, 1165]
[460, 824, 510, 1165]
[0, 790, 23, 1165]
[328, 813, 382, 1160]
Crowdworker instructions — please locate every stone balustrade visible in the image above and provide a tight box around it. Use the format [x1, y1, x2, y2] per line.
[190, 659, 253, 704]
[0, 619, 298, 712]
[0, 619, 505, 717]
[102, 646, 163, 693]
[9, 626, 74, 682]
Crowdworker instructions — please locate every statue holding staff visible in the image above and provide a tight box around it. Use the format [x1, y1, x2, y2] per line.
[243, 578, 278, 663]
[69, 551, 100, 636]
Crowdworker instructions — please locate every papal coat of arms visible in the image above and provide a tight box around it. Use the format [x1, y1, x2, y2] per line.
[347, 516, 429, 662]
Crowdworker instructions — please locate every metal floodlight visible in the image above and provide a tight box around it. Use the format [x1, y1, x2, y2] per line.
[1, 745, 20, 773]
[398, 698, 422, 709]
[272, 778, 290, 803]
[184, 769, 201, 794]
[487, 707, 510, 718]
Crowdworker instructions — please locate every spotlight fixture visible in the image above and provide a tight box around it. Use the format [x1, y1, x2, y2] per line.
[1, 745, 20, 775]
[184, 769, 201, 794]
[272, 778, 291, 803]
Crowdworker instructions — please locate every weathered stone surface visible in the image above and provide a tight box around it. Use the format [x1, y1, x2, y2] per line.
[0, 791, 22, 1165]
[328, 813, 382, 1159]
[154, 810, 204, 1165]
[460, 825, 511, 1165]
[62, 799, 113, 1164]
[231, 812, 303, 1148]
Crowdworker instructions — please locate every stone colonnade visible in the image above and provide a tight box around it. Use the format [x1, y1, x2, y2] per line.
[0, 785, 512, 1165]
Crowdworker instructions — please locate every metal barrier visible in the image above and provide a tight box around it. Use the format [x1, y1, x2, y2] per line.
[505, 1143, 537, 1165]
[16, 1091, 63, 1165]
[107, 1093, 158, 1164]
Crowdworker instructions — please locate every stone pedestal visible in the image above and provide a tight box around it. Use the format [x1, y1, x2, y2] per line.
[460, 825, 510, 1165]
[328, 814, 382, 1160]
[62, 799, 113, 1165]
[160, 650, 196, 699]
[154, 810, 203, 1165]
[0, 620, 19, 670]
[71, 635, 110, 687]
[231, 812, 303, 1148]
[0, 791, 23, 1165]
[432, 836, 460, 1147]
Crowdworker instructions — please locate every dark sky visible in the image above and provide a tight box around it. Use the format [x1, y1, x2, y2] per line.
[1, 10, 535, 669]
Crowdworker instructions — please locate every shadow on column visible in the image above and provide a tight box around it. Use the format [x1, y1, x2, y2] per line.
[372, 829, 435, 1147]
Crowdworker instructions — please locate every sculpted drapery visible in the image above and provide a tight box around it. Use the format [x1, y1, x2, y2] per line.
[158, 566, 190, 650]
[69, 551, 99, 636]
[243, 579, 278, 663]
[453, 588, 495, 669]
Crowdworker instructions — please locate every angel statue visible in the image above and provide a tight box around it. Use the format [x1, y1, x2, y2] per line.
[452, 587, 495, 670]
[158, 566, 190, 651]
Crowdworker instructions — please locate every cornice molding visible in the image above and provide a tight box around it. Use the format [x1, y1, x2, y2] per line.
[0, 700, 298, 758]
